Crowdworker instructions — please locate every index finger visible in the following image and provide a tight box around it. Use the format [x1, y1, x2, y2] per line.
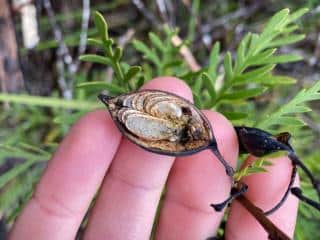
[10, 111, 122, 239]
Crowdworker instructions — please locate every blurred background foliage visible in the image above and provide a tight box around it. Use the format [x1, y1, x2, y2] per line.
[0, 0, 320, 239]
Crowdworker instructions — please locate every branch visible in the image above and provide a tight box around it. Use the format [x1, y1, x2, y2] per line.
[131, 0, 160, 27]
[171, 35, 201, 71]
[237, 195, 291, 240]
[43, 0, 91, 99]
[73, 0, 90, 73]
[43, 0, 73, 67]
[201, 4, 261, 35]
[43, 0, 72, 99]
[155, 0, 175, 26]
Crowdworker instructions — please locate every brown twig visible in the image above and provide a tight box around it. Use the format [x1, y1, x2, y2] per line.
[131, 0, 161, 28]
[171, 35, 201, 71]
[156, 0, 175, 27]
[237, 195, 291, 240]
[43, 0, 90, 99]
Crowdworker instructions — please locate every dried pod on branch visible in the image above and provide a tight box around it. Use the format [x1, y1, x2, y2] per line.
[98, 90, 320, 215]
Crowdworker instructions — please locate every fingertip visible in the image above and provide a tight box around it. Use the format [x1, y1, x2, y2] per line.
[10, 110, 123, 239]
[38, 109, 123, 201]
[142, 76, 193, 102]
[68, 109, 120, 143]
[51, 109, 122, 168]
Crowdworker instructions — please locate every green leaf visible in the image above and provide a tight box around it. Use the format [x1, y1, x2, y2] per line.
[19, 143, 51, 157]
[0, 177, 32, 213]
[104, 39, 114, 47]
[113, 47, 123, 61]
[93, 11, 109, 41]
[288, 8, 309, 22]
[260, 75, 297, 86]
[289, 106, 312, 113]
[253, 54, 303, 65]
[0, 159, 37, 188]
[248, 33, 260, 54]
[247, 167, 268, 173]
[234, 155, 275, 181]
[54, 111, 85, 125]
[247, 48, 277, 65]
[136, 76, 145, 89]
[87, 38, 103, 48]
[276, 117, 306, 126]
[262, 8, 290, 36]
[124, 66, 141, 83]
[222, 87, 267, 100]
[0, 93, 100, 110]
[201, 72, 216, 99]
[163, 60, 183, 70]
[193, 74, 203, 94]
[193, 92, 202, 108]
[186, 0, 200, 41]
[76, 81, 126, 94]
[233, 64, 275, 84]
[235, 33, 251, 72]
[223, 112, 248, 120]
[224, 52, 233, 82]
[282, 25, 299, 34]
[208, 42, 220, 79]
[263, 151, 288, 159]
[133, 40, 161, 66]
[267, 34, 305, 48]
[149, 32, 166, 52]
[256, 80, 320, 128]
[79, 54, 111, 65]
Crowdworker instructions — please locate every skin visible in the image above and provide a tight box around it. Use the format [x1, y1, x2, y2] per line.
[9, 77, 299, 240]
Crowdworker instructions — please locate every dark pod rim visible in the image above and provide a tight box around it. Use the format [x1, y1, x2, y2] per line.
[98, 89, 214, 137]
[98, 89, 216, 155]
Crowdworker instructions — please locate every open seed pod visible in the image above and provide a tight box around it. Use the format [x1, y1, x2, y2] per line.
[98, 90, 215, 156]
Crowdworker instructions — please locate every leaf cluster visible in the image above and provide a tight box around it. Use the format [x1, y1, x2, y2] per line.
[79, 11, 142, 94]
[194, 9, 308, 118]
[257, 80, 320, 129]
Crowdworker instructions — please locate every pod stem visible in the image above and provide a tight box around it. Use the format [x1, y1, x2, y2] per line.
[291, 187, 320, 211]
[211, 183, 248, 211]
[288, 152, 320, 200]
[264, 163, 298, 215]
[209, 141, 235, 177]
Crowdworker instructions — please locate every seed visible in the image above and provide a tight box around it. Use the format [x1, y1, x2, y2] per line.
[98, 90, 213, 156]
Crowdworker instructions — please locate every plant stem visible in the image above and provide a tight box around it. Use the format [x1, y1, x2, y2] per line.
[105, 45, 125, 85]
[237, 195, 291, 240]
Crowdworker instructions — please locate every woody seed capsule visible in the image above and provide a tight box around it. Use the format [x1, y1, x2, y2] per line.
[98, 90, 214, 156]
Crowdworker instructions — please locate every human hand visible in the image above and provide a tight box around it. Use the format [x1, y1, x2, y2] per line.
[9, 77, 299, 240]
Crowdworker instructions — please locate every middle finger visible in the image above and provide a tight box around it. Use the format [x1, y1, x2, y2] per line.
[84, 77, 193, 239]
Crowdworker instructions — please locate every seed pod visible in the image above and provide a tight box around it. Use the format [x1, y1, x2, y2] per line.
[98, 90, 215, 156]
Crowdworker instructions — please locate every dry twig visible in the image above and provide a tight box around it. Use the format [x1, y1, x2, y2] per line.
[171, 35, 201, 71]
[237, 195, 291, 240]
[43, 0, 90, 99]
